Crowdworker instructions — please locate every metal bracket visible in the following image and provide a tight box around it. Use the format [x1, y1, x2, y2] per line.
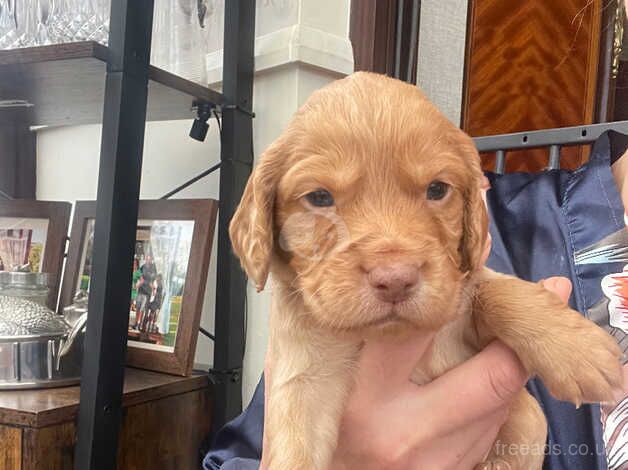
[221, 104, 256, 118]
[209, 367, 243, 386]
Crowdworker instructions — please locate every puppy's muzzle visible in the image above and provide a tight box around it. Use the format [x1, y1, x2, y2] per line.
[366, 263, 420, 303]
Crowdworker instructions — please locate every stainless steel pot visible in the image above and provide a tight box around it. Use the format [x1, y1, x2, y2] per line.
[0, 295, 86, 389]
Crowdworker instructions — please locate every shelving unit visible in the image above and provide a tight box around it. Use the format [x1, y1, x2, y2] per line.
[0, 1, 255, 468]
[0, 41, 225, 126]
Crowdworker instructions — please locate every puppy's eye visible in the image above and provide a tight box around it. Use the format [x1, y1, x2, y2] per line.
[305, 189, 335, 207]
[426, 181, 449, 201]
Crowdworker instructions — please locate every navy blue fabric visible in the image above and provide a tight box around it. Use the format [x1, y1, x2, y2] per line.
[204, 131, 628, 470]
[203, 376, 265, 470]
[486, 131, 626, 470]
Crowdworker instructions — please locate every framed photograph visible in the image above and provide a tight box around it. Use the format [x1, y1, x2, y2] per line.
[61, 199, 218, 376]
[0, 200, 71, 309]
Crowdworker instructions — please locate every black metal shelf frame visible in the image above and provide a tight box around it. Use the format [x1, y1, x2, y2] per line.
[74, 1, 255, 468]
[474, 120, 628, 174]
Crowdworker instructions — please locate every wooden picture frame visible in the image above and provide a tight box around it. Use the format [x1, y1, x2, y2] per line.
[0, 200, 71, 310]
[61, 199, 218, 376]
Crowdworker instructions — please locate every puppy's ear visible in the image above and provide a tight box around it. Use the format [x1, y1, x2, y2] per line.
[229, 140, 285, 291]
[459, 149, 489, 273]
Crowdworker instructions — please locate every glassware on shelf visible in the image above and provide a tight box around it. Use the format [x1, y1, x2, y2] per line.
[34, 0, 52, 46]
[12, 0, 37, 48]
[45, 0, 106, 44]
[47, 0, 72, 44]
[65, 0, 94, 41]
[150, 0, 172, 70]
[0, 0, 18, 49]
[150, 0, 208, 84]
[89, 0, 110, 44]
[169, 0, 206, 83]
[0, 0, 213, 80]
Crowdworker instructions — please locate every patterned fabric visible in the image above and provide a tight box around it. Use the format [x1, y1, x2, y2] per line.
[487, 131, 628, 470]
[204, 131, 628, 470]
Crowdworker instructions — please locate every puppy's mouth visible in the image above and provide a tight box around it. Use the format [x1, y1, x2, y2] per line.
[360, 311, 406, 329]
[357, 295, 426, 330]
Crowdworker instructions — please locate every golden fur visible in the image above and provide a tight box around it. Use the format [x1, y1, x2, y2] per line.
[229, 72, 623, 470]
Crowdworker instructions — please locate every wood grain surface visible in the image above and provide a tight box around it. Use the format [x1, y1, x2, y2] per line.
[10, 387, 211, 469]
[0, 425, 22, 470]
[0, 368, 209, 428]
[22, 423, 74, 470]
[463, 0, 602, 172]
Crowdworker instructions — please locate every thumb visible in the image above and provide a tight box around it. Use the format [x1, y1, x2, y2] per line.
[540, 277, 572, 305]
[417, 341, 527, 437]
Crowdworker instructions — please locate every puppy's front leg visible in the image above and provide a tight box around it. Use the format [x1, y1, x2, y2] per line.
[265, 317, 361, 470]
[472, 268, 622, 406]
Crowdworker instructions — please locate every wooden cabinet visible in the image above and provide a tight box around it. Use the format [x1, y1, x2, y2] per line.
[463, 0, 604, 172]
[0, 369, 212, 470]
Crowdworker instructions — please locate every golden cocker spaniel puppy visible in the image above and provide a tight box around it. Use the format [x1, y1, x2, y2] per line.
[230, 72, 622, 470]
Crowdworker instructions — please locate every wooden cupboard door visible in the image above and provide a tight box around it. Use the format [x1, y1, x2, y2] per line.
[117, 389, 212, 470]
[22, 423, 74, 470]
[0, 425, 21, 470]
[463, 0, 602, 172]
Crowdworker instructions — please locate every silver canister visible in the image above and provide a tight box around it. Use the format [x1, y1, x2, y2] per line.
[0, 271, 51, 306]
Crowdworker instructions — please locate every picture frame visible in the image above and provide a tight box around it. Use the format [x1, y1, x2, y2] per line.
[61, 199, 218, 376]
[0, 200, 71, 310]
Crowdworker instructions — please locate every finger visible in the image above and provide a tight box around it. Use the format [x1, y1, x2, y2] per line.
[400, 341, 526, 438]
[480, 176, 491, 191]
[540, 277, 572, 304]
[480, 232, 492, 266]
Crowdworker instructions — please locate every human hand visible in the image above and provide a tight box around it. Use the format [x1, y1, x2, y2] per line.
[480, 175, 492, 264]
[327, 277, 571, 470]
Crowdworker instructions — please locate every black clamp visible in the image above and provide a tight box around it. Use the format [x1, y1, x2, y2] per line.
[209, 367, 243, 385]
[222, 104, 256, 118]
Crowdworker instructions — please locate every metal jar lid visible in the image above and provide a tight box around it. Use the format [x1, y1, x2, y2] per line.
[0, 295, 69, 340]
[0, 272, 50, 289]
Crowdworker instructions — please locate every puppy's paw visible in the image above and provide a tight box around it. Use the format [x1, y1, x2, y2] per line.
[527, 307, 622, 406]
[474, 460, 511, 470]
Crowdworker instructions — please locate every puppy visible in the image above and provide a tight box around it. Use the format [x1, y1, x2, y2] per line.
[230, 72, 623, 470]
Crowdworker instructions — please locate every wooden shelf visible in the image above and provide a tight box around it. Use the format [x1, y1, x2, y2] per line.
[0, 368, 210, 428]
[0, 41, 224, 127]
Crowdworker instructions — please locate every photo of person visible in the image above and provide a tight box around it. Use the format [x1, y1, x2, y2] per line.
[77, 219, 195, 352]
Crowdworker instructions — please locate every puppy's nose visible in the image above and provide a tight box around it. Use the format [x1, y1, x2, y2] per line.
[367, 263, 419, 303]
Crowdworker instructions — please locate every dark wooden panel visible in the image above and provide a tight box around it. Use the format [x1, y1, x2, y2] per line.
[0, 425, 22, 470]
[0, 368, 209, 428]
[22, 423, 74, 470]
[0, 125, 35, 200]
[594, 0, 621, 122]
[615, 60, 628, 120]
[350, 0, 398, 75]
[117, 389, 212, 469]
[349, 0, 421, 83]
[463, 0, 602, 172]
[17, 389, 211, 470]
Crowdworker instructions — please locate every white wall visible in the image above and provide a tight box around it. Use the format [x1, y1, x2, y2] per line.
[37, 0, 352, 405]
[417, 0, 469, 126]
